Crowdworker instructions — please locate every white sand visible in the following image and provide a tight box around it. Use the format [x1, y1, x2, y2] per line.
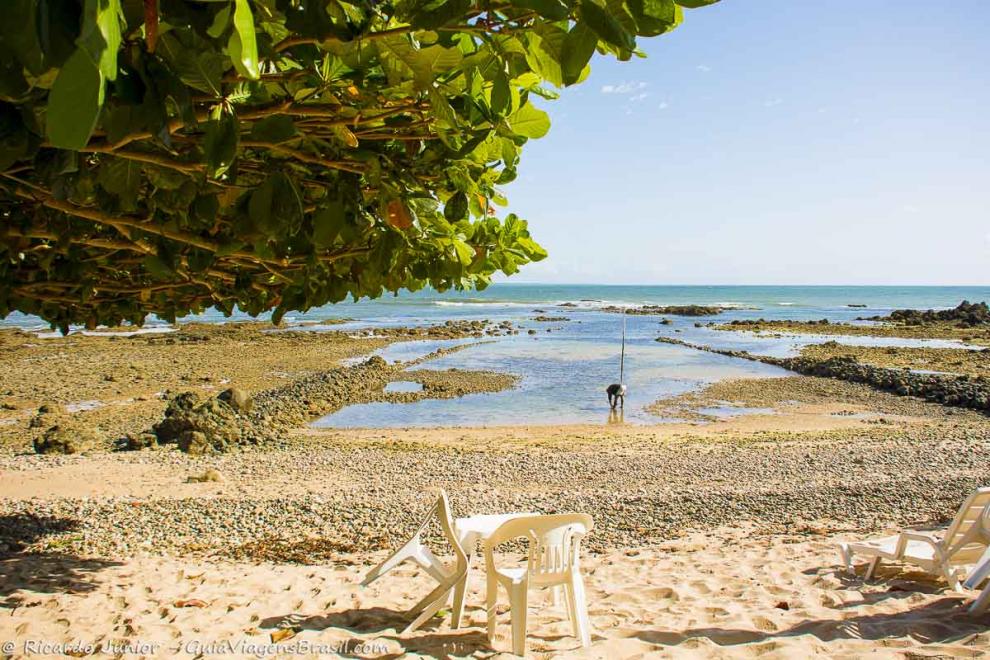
[3, 527, 988, 659]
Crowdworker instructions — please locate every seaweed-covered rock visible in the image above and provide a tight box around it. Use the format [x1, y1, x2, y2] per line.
[178, 431, 210, 456]
[217, 388, 253, 413]
[34, 422, 100, 454]
[605, 305, 724, 317]
[120, 432, 158, 451]
[153, 390, 266, 453]
[863, 301, 990, 327]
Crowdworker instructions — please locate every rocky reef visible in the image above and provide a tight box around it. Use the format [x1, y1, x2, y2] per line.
[603, 305, 724, 316]
[859, 300, 990, 327]
[657, 337, 990, 413]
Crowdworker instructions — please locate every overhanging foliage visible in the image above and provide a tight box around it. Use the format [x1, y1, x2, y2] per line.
[0, 0, 717, 331]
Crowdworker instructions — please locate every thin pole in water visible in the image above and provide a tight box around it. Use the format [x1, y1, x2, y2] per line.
[619, 309, 626, 385]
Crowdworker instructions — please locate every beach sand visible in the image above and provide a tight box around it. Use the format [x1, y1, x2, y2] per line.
[3, 526, 989, 659]
[3, 323, 990, 657]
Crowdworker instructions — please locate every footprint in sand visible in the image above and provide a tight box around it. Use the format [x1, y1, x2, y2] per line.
[644, 586, 680, 602]
[750, 615, 779, 632]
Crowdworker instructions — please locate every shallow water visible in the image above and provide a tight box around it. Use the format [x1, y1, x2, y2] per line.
[5, 284, 988, 428]
[383, 381, 424, 394]
[311, 288, 988, 428]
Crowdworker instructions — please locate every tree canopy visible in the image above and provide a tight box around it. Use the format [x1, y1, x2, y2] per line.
[0, 0, 717, 332]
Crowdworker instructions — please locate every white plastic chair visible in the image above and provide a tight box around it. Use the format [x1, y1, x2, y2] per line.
[484, 513, 594, 656]
[838, 487, 990, 590]
[361, 490, 468, 633]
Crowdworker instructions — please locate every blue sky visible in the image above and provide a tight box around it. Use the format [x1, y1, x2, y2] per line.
[502, 0, 989, 285]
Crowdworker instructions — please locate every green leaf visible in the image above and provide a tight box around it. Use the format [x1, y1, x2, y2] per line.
[78, 0, 122, 81]
[410, 0, 472, 30]
[561, 23, 597, 86]
[0, 103, 31, 170]
[674, 0, 719, 7]
[525, 26, 566, 88]
[513, 0, 571, 20]
[207, 4, 232, 39]
[312, 200, 346, 248]
[452, 239, 474, 266]
[203, 107, 238, 178]
[228, 0, 260, 80]
[628, 0, 682, 36]
[579, 0, 636, 51]
[97, 156, 141, 209]
[250, 116, 297, 143]
[143, 254, 174, 279]
[157, 32, 224, 96]
[250, 173, 303, 235]
[444, 192, 468, 221]
[507, 103, 551, 139]
[490, 71, 510, 115]
[46, 49, 103, 150]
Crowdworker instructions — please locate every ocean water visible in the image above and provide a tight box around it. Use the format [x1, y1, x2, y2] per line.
[5, 285, 988, 427]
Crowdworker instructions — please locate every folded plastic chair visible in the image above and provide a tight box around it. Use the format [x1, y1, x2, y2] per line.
[361, 490, 468, 633]
[484, 513, 594, 656]
[838, 487, 990, 590]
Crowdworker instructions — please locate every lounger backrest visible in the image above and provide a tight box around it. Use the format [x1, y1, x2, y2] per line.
[486, 513, 594, 581]
[943, 487, 990, 562]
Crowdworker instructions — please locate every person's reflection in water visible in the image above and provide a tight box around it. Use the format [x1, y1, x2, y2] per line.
[607, 408, 625, 425]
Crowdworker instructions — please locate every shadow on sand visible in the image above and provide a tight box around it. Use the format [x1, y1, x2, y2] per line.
[260, 606, 491, 659]
[634, 597, 990, 648]
[0, 513, 123, 608]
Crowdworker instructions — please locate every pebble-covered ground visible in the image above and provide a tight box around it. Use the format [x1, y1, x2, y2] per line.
[2, 414, 989, 561]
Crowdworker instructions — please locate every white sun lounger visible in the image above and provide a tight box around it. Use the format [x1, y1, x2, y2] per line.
[838, 487, 990, 590]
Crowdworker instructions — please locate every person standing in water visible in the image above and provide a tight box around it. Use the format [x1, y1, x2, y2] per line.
[606, 383, 627, 409]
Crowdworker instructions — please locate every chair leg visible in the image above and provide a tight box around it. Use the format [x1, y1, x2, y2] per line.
[408, 575, 456, 616]
[569, 573, 591, 648]
[970, 588, 990, 615]
[508, 582, 529, 657]
[404, 588, 452, 634]
[486, 574, 498, 645]
[864, 556, 881, 580]
[362, 535, 423, 586]
[838, 544, 853, 573]
[945, 567, 963, 592]
[411, 544, 449, 584]
[451, 556, 471, 629]
[561, 583, 574, 627]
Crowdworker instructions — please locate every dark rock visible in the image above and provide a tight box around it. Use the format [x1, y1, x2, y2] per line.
[604, 305, 724, 317]
[121, 432, 157, 451]
[178, 430, 210, 456]
[218, 388, 253, 413]
[34, 423, 100, 455]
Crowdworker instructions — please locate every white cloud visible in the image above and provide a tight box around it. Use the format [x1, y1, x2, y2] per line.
[600, 81, 648, 95]
[763, 97, 782, 108]
[628, 92, 649, 103]
[658, 101, 669, 110]
[902, 204, 920, 214]
[696, 64, 711, 72]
